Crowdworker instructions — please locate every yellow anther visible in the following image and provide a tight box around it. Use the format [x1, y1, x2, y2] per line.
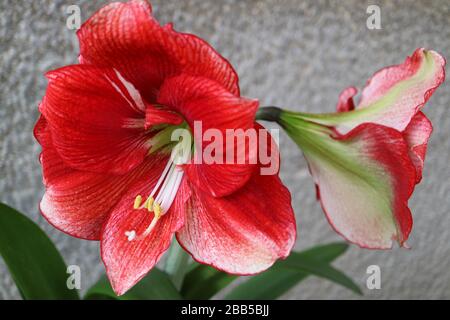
[153, 203, 162, 219]
[146, 197, 155, 211]
[133, 195, 143, 209]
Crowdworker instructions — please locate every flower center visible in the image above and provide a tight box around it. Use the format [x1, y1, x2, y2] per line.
[125, 129, 191, 241]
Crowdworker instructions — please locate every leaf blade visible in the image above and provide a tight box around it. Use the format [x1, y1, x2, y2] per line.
[225, 242, 359, 299]
[0, 202, 79, 300]
[181, 264, 237, 299]
[84, 268, 182, 300]
[277, 253, 362, 295]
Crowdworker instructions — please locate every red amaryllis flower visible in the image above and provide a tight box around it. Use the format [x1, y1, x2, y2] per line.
[276, 48, 445, 249]
[34, 0, 296, 295]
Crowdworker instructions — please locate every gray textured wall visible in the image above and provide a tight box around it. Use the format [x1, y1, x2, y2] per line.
[1, 0, 449, 299]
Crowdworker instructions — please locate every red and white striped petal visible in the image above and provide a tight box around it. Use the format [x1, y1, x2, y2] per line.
[335, 94, 433, 184]
[101, 174, 189, 296]
[403, 112, 433, 183]
[34, 115, 167, 240]
[40, 64, 152, 175]
[343, 48, 445, 133]
[358, 49, 444, 113]
[176, 173, 296, 274]
[299, 49, 445, 134]
[158, 74, 258, 197]
[77, 0, 239, 102]
[177, 127, 294, 274]
[295, 122, 416, 248]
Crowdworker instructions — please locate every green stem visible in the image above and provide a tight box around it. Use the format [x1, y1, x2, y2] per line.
[256, 106, 283, 122]
[163, 241, 190, 290]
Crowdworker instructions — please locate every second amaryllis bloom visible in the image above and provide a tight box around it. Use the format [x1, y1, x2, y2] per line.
[266, 48, 445, 249]
[34, 0, 296, 295]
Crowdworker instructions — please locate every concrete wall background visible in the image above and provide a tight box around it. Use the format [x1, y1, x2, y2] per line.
[1, 0, 449, 299]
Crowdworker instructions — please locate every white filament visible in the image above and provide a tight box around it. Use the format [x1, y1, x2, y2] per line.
[126, 138, 190, 241]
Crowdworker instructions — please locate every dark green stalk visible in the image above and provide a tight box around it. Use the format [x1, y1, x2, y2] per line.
[255, 106, 283, 122]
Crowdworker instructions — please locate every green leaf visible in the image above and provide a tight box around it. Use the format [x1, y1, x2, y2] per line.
[0, 202, 79, 300]
[278, 253, 362, 295]
[84, 268, 182, 300]
[181, 264, 237, 299]
[225, 242, 360, 299]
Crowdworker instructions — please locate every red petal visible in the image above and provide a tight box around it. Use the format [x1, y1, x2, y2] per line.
[359, 49, 444, 109]
[176, 172, 296, 274]
[77, 0, 239, 102]
[160, 23, 240, 96]
[34, 116, 165, 240]
[144, 103, 183, 129]
[304, 124, 416, 248]
[101, 174, 189, 296]
[305, 49, 445, 135]
[34, 115, 75, 187]
[40, 64, 151, 174]
[403, 112, 432, 183]
[177, 126, 294, 274]
[352, 48, 445, 132]
[158, 75, 258, 197]
[336, 87, 357, 112]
